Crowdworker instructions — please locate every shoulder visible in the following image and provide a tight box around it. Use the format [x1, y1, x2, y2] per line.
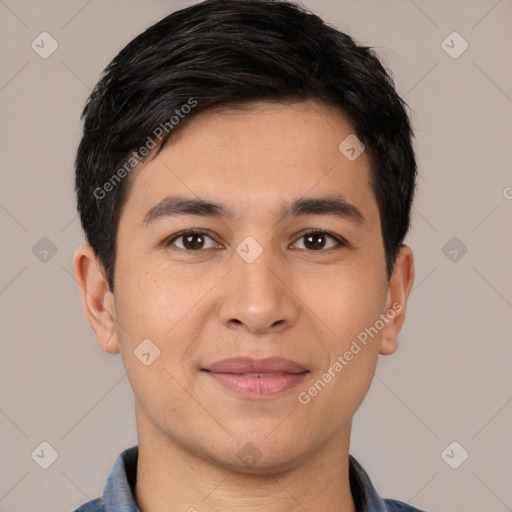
[71, 498, 103, 511]
[383, 498, 427, 511]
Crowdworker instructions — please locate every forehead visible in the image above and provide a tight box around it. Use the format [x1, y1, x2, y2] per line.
[120, 100, 379, 230]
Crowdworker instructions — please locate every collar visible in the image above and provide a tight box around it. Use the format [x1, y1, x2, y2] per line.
[91, 445, 420, 512]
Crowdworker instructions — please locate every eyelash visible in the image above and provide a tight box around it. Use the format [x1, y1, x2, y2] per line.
[165, 229, 347, 252]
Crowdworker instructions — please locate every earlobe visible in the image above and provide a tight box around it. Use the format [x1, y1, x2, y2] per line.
[73, 245, 120, 354]
[379, 244, 415, 356]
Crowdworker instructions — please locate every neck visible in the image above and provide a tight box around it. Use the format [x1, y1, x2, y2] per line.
[134, 405, 356, 512]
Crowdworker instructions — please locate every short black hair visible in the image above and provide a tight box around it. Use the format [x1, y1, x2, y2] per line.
[75, 0, 417, 291]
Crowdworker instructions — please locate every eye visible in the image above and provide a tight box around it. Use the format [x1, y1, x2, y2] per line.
[165, 229, 347, 252]
[291, 230, 346, 251]
[166, 230, 220, 251]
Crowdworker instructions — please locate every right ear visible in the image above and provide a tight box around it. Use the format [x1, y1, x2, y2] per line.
[73, 245, 120, 354]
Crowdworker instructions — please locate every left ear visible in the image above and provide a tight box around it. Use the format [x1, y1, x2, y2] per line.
[379, 244, 415, 355]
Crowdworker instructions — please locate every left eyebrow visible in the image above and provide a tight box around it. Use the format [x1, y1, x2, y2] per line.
[141, 193, 366, 227]
[284, 195, 366, 226]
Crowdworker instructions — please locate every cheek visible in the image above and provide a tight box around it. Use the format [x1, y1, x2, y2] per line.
[114, 255, 190, 335]
[303, 259, 386, 339]
[113, 258, 219, 378]
[302, 262, 386, 408]
[112, 267, 204, 429]
[297, 293, 383, 427]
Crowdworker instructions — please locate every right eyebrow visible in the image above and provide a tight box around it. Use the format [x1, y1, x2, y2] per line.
[141, 195, 232, 227]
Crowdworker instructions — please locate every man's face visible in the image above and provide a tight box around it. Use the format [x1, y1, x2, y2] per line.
[104, 100, 403, 470]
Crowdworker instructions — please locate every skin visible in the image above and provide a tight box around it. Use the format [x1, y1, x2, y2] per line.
[74, 100, 414, 512]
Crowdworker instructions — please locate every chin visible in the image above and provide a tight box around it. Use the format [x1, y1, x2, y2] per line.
[203, 430, 313, 475]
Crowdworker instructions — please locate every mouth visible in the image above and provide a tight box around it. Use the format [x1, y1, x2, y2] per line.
[201, 357, 309, 398]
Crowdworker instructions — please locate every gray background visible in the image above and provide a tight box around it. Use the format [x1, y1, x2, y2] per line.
[1, 0, 511, 510]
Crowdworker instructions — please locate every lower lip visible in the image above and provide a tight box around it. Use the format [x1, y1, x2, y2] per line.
[204, 371, 308, 398]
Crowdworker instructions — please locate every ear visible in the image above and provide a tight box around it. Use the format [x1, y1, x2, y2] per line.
[379, 244, 415, 356]
[73, 245, 120, 354]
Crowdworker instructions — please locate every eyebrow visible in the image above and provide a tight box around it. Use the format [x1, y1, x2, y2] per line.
[141, 194, 366, 227]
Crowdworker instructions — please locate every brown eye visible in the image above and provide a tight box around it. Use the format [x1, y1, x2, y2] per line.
[167, 230, 219, 251]
[292, 230, 345, 251]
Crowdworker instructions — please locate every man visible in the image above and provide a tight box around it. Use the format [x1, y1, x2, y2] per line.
[72, 0, 422, 510]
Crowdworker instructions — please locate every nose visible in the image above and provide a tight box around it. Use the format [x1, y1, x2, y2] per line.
[217, 245, 299, 335]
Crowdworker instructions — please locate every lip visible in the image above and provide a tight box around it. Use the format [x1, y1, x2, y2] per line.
[203, 356, 308, 374]
[201, 357, 309, 399]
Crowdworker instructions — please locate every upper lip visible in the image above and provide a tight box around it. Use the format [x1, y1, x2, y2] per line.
[202, 357, 308, 374]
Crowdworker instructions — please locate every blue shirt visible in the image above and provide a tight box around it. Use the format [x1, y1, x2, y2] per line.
[73, 445, 426, 512]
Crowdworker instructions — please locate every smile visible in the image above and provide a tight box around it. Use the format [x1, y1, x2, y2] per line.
[201, 356, 310, 398]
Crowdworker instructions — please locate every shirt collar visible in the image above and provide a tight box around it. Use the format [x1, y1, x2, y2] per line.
[349, 453, 391, 512]
[102, 445, 139, 511]
[101, 445, 392, 512]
